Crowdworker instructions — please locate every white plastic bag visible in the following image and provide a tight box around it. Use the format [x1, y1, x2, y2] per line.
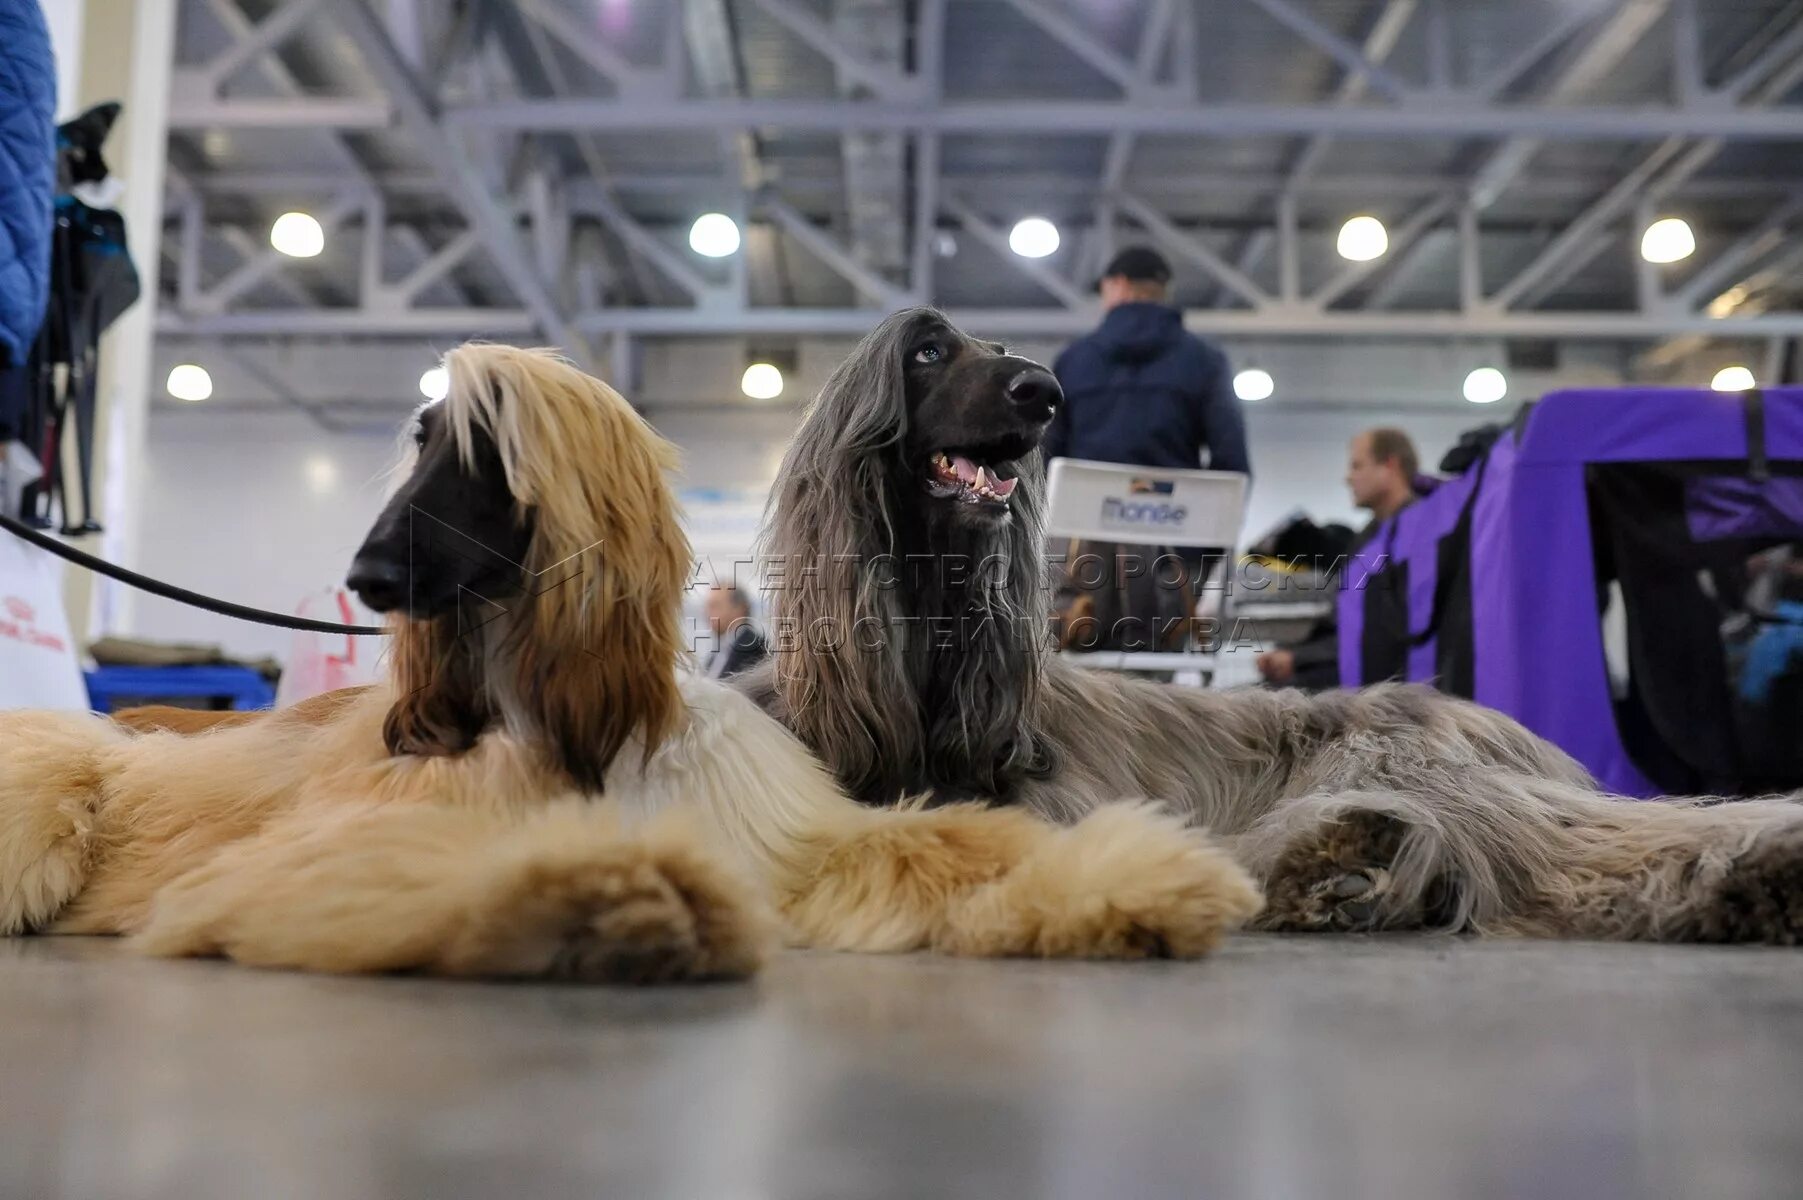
[273, 588, 386, 707]
[0, 537, 87, 711]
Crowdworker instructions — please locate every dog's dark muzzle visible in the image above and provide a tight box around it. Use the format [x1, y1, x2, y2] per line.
[346, 541, 410, 613]
[1006, 366, 1061, 423]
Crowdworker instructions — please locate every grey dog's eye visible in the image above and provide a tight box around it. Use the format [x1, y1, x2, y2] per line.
[913, 345, 942, 364]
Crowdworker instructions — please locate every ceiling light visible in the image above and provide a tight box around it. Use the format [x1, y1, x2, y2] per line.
[165, 364, 213, 403]
[1008, 217, 1060, 259]
[1336, 215, 1388, 262]
[1463, 366, 1507, 405]
[419, 366, 450, 401]
[270, 211, 325, 258]
[934, 232, 958, 258]
[1640, 217, 1695, 264]
[1233, 368, 1274, 402]
[304, 455, 339, 494]
[689, 212, 741, 258]
[1711, 365, 1755, 392]
[741, 362, 784, 401]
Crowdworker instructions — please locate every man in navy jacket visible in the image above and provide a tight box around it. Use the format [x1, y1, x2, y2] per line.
[1044, 246, 1249, 475]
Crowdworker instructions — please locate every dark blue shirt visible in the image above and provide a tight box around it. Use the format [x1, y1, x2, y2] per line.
[1046, 303, 1250, 475]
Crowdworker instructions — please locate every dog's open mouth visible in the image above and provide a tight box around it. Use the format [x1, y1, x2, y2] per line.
[926, 451, 1019, 507]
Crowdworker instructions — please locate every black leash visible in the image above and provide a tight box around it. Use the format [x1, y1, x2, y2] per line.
[0, 511, 387, 636]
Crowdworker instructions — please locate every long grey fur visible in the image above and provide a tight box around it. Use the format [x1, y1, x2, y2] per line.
[738, 308, 1803, 943]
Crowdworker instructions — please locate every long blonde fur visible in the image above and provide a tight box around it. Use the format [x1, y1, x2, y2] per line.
[0, 344, 1259, 981]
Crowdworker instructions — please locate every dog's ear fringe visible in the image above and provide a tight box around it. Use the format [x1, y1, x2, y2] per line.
[382, 615, 492, 760]
[758, 308, 1057, 802]
[382, 343, 690, 793]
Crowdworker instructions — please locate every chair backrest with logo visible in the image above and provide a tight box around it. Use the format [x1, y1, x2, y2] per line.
[1045, 458, 1247, 662]
[1045, 458, 1247, 550]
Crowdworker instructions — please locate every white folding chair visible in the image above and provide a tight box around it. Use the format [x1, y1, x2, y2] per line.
[1045, 457, 1248, 686]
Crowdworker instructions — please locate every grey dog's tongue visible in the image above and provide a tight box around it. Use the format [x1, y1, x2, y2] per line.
[950, 454, 978, 483]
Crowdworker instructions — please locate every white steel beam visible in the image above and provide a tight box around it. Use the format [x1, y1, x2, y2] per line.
[1467, 0, 1670, 209]
[760, 195, 905, 307]
[1470, 0, 1617, 101]
[199, 0, 326, 92]
[1314, 196, 1452, 308]
[911, 131, 941, 302]
[1673, 193, 1803, 310]
[1494, 22, 1803, 309]
[516, 0, 661, 95]
[1719, 21, 1803, 103]
[158, 305, 1803, 341]
[1112, 193, 1269, 309]
[1085, 0, 1176, 284]
[335, 0, 590, 361]
[170, 97, 1803, 140]
[195, 191, 363, 312]
[999, 0, 1146, 94]
[746, 0, 914, 98]
[939, 196, 1087, 309]
[390, 228, 482, 303]
[1489, 139, 1687, 309]
[1244, 0, 1412, 101]
[1284, 0, 1417, 188]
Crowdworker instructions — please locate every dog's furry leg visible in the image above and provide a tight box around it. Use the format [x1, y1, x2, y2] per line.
[0, 712, 125, 934]
[776, 800, 1262, 958]
[939, 802, 1264, 958]
[135, 801, 773, 981]
[1238, 778, 1803, 941]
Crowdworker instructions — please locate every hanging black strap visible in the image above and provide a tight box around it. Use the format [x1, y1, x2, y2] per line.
[0, 511, 386, 635]
[1743, 388, 1770, 484]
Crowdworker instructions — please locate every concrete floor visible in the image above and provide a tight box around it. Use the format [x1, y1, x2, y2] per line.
[2, 937, 1801, 1200]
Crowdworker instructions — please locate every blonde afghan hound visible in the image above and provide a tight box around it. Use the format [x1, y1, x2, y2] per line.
[736, 308, 1803, 944]
[0, 344, 1260, 982]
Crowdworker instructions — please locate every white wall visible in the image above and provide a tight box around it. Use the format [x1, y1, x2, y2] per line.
[134, 412, 396, 662]
[1239, 406, 1479, 539]
[129, 394, 1482, 663]
[39, 0, 83, 121]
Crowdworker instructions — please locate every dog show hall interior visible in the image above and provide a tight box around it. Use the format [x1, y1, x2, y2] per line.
[5, 2, 1803, 1197]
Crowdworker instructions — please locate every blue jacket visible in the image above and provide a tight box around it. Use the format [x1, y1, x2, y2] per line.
[1046, 303, 1250, 475]
[0, 0, 56, 366]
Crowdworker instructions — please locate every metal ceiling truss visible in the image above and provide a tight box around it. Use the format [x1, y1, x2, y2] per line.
[158, 0, 1803, 350]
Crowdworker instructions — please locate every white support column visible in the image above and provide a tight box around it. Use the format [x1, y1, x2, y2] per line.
[360, 192, 385, 301]
[84, 0, 180, 639]
[1277, 194, 1300, 304]
[1633, 199, 1663, 313]
[1457, 204, 1481, 313]
[177, 192, 205, 309]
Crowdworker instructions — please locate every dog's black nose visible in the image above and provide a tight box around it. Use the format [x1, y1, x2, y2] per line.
[1007, 368, 1061, 417]
[346, 556, 408, 613]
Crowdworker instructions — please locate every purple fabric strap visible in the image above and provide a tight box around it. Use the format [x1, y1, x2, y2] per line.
[1343, 388, 1803, 798]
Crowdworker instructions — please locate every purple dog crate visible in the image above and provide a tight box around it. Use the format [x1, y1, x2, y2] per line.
[1339, 387, 1803, 798]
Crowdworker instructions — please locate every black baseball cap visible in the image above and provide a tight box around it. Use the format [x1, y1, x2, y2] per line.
[1096, 245, 1172, 288]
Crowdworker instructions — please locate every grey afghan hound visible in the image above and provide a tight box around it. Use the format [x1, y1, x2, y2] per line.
[737, 307, 1803, 943]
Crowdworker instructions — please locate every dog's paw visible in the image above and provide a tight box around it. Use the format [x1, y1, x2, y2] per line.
[939, 802, 1263, 960]
[0, 712, 120, 934]
[1685, 825, 1803, 946]
[449, 818, 774, 983]
[1256, 809, 1422, 933]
